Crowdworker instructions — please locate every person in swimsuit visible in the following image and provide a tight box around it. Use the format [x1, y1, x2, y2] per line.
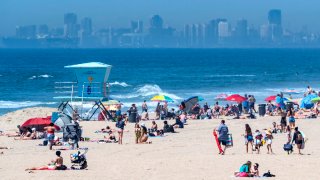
[250, 163, 260, 177]
[26, 151, 66, 171]
[134, 123, 141, 144]
[287, 108, 295, 129]
[14, 128, 37, 140]
[280, 108, 287, 132]
[115, 116, 125, 145]
[244, 124, 254, 153]
[139, 123, 151, 144]
[265, 129, 274, 154]
[44, 123, 56, 150]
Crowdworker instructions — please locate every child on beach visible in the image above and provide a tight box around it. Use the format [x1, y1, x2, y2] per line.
[265, 129, 274, 154]
[254, 130, 263, 154]
[135, 123, 141, 144]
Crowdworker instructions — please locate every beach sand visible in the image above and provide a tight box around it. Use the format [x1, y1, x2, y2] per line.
[0, 107, 320, 180]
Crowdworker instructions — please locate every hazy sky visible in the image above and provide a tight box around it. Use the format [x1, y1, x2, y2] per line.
[0, 0, 319, 35]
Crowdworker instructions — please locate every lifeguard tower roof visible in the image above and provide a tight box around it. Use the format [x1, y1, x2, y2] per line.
[65, 62, 111, 68]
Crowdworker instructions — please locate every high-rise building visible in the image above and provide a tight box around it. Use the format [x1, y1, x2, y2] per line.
[131, 20, 143, 33]
[218, 21, 230, 39]
[81, 17, 92, 36]
[235, 19, 248, 42]
[268, 9, 282, 41]
[150, 15, 163, 29]
[64, 13, 78, 38]
[38, 25, 49, 36]
[16, 25, 37, 39]
[268, 9, 282, 26]
[205, 19, 219, 46]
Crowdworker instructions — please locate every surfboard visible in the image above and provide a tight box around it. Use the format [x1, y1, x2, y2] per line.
[213, 130, 223, 154]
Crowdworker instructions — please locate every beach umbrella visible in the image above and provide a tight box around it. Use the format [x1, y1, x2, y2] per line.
[311, 97, 320, 103]
[151, 95, 174, 102]
[102, 100, 121, 106]
[265, 95, 277, 102]
[226, 94, 246, 103]
[21, 117, 60, 131]
[215, 93, 228, 100]
[183, 96, 204, 113]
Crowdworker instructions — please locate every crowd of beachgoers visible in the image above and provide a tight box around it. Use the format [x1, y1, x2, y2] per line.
[1, 86, 318, 178]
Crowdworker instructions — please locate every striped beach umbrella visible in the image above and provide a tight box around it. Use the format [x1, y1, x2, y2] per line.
[151, 95, 174, 102]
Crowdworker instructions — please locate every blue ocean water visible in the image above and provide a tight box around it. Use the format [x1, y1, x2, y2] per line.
[0, 48, 320, 115]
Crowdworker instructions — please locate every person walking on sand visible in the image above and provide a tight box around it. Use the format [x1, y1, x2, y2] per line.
[44, 123, 57, 150]
[244, 124, 254, 153]
[115, 116, 125, 145]
[216, 120, 229, 155]
[292, 127, 304, 155]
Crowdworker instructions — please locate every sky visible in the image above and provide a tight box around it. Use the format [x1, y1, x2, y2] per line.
[0, 0, 319, 36]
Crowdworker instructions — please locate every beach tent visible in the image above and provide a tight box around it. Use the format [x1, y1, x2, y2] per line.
[182, 96, 204, 113]
[52, 112, 72, 129]
[300, 94, 318, 109]
[21, 117, 60, 131]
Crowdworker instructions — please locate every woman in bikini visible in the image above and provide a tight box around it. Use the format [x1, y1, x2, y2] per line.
[115, 116, 125, 145]
[26, 151, 66, 171]
[244, 124, 254, 153]
[44, 123, 56, 150]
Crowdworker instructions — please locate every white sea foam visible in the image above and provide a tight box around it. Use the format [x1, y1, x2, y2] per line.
[28, 74, 53, 80]
[208, 74, 256, 77]
[112, 84, 182, 101]
[109, 81, 131, 87]
[0, 101, 56, 109]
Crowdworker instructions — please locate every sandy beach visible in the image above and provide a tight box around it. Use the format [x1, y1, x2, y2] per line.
[0, 107, 319, 180]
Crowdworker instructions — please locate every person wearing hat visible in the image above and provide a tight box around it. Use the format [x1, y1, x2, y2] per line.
[265, 129, 274, 154]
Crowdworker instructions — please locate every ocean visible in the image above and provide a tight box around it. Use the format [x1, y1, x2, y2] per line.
[0, 48, 320, 115]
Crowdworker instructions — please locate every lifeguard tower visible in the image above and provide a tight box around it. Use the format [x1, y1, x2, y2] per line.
[54, 62, 112, 120]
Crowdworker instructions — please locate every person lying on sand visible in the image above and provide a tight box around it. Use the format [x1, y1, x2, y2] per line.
[234, 161, 260, 177]
[14, 128, 36, 140]
[26, 151, 67, 171]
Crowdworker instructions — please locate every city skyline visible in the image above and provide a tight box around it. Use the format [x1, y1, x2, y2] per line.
[1, 0, 320, 36]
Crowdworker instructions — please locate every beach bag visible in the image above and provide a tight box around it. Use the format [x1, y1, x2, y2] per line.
[263, 171, 275, 177]
[283, 143, 293, 154]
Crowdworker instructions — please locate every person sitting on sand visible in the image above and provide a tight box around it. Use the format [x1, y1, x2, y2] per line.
[14, 128, 37, 140]
[26, 151, 66, 171]
[173, 116, 184, 129]
[234, 161, 252, 177]
[149, 121, 158, 132]
[250, 163, 260, 177]
[163, 121, 174, 133]
[139, 123, 151, 144]
[103, 126, 117, 143]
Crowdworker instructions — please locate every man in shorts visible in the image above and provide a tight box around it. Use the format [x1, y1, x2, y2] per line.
[216, 120, 229, 155]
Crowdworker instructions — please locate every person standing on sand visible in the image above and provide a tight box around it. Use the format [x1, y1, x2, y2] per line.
[216, 120, 229, 155]
[280, 108, 287, 132]
[141, 100, 149, 120]
[244, 124, 254, 153]
[265, 129, 274, 154]
[115, 116, 125, 145]
[44, 123, 56, 150]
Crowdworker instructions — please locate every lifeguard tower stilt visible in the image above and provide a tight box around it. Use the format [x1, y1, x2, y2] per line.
[54, 62, 112, 120]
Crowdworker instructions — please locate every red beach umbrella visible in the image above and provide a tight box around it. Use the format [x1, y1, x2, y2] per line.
[265, 95, 276, 102]
[226, 94, 246, 103]
[21, 116, 60, 131]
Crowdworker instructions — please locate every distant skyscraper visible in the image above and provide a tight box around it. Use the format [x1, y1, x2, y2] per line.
[131, 20, 143, 33]
[268, 9, 282, 26]
[64, 13, 78, 38]
[268, 9, 282, 41]
[150, 15, 163, 29]
[16, 25, 36, 39]
[38, 24, 49, 36]
[81, 17, 92, 36]
[218, 21, 230, 39]
[205, 19, 219, 46]
[235, 19, 248, 42]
